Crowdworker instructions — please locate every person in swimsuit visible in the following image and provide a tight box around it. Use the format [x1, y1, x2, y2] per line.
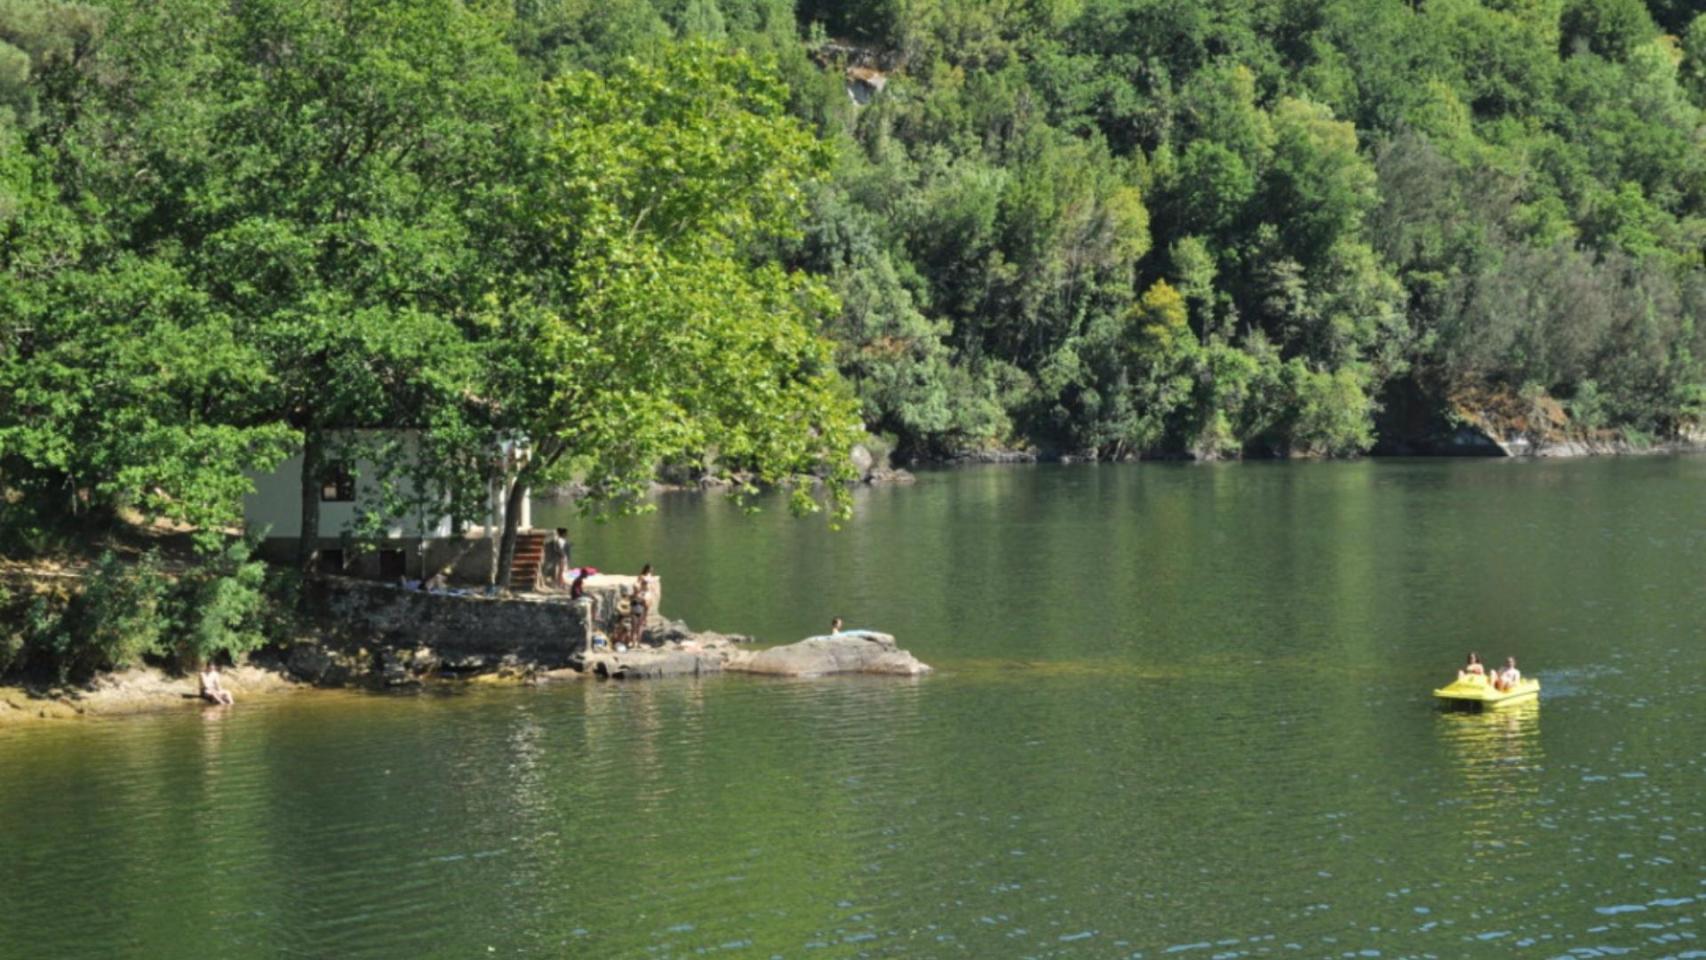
[628, 564, 653, 646]
[1498, 657, 1521, 689]
[542, 528, 569, 590]
[1458, 652, 1486, 680]
[199, 661, 235, 706]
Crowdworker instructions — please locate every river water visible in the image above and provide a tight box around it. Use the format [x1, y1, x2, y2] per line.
[2, 458, 1703, 958]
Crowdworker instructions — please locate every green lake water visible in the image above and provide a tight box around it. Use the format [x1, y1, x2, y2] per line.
[2, 457, 1704, 958]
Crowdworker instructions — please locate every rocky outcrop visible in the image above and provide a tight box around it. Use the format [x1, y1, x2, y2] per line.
[0, 664, 304, 726]
[1515, 427, 1706, 458]
[728, 631, 931, 678]
[588, 647, 726, 679]
[1374, 379, 1706, 458]
[864, 465, 917, 485]
[851, 442, 916, 485]
[1408, 422, 1706, 458]
[578, 628, 930, 680]
[945, 448, 1038, 464]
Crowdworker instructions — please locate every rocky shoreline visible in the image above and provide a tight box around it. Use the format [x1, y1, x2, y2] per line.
[0, 624, 931, 727]
[0, 663, 306, 726]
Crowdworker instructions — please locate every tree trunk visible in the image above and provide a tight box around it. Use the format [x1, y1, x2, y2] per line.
[493, 470, 529, 592]
[297, 429, 324, 574]
[485, 478, 500, 591]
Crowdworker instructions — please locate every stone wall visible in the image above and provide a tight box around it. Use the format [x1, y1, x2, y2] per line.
[299, 572, 660, 674]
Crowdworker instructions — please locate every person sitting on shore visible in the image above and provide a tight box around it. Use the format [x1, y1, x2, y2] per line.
[1458, 652, 1486, 680]
[199, 661, 235, 706]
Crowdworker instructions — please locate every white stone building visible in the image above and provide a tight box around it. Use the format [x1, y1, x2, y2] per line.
[243, 432, 530, 582]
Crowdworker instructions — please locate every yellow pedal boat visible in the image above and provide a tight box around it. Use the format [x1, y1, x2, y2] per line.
[1433, 675, 1540, 708]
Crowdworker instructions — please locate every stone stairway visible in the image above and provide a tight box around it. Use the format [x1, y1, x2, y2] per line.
[509, 530, 547, 592]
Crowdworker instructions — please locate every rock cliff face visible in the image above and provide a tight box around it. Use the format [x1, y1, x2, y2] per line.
[1375, 380, 1706, 458]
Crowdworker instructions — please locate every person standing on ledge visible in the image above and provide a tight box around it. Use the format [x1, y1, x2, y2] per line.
[629, 564, 654, 644]
[543, 528, 570, 590]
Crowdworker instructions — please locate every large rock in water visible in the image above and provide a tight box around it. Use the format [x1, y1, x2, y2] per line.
[731, 631, 930, 677]
[588, 648, 725, 679]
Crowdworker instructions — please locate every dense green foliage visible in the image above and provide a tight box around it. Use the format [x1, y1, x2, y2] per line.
[479, 44, 862, 574]
[0, 541, 277, 681]
[4, 0, 1705, 659]
[0, 0, 862, 598]
[512, 0, 1706, 458]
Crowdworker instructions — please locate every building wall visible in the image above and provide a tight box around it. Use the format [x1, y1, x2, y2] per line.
[253, 534, 502, 583]
[244, 432, 530, 563]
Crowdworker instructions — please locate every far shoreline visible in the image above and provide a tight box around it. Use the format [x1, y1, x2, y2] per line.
[573, 440, 1706, 504]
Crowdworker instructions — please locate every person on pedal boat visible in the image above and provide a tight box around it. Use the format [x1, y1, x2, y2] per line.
[1495, 657, 1520, 690]
[1457, 652, 1486, 680]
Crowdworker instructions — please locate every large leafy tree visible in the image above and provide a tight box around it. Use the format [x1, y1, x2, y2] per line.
[3, 0, 530, 561]
[163, 0, 529, 568]
[0, 1, 299, 547]
[481, 44, 863, 585]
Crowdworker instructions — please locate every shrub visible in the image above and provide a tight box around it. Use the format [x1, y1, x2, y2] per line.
[166, 538, 272, 668]
[0, 583, 20, 676]
[55, 551, 169, 681]
[1285, 362, 1375, 456]
[1567, 379, 1608, 432]
[21, 591, 70, 677]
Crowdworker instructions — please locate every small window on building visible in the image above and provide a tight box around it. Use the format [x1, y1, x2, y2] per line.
[378, 549, 406, 579]
[318, 549, 345, 574]
[321, 464, 355, 502]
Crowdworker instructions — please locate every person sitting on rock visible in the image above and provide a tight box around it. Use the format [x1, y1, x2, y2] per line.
[199, 661, 235, 706]
[568, 570, 595, 648]
[830, 616, 843, 635]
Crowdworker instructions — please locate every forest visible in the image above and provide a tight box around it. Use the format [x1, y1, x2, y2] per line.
[3, 1, 1705, 671]
[511, 0, 1706, 461]
[801, 0, 1706, 461]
